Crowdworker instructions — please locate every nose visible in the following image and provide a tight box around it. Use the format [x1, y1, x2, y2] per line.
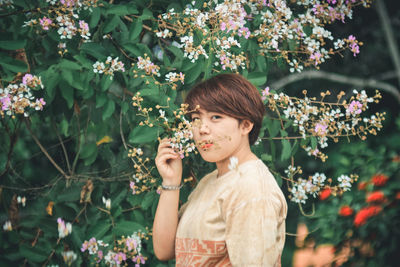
[199, 120, 210, 135]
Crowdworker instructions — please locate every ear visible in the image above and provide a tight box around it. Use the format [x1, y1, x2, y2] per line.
[240, 120, 254, 135]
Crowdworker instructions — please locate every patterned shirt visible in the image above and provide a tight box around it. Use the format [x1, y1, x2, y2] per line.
[176, 159, 287, 267]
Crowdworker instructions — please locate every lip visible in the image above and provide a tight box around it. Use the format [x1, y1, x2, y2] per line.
[198, 140, 213, 150]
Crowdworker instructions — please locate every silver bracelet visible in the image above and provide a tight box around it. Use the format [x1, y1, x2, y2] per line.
[161, 183, 183, 190]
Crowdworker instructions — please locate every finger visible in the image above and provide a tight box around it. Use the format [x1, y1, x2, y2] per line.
[157, 147, 177, 156]
[156, 153, 180, 165]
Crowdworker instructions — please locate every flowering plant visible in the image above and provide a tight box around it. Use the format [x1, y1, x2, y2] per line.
[304, 118, 400, 265]
[0, 0, 388, 266]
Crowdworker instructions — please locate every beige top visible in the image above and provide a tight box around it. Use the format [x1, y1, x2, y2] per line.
[176, 159, 287, 267]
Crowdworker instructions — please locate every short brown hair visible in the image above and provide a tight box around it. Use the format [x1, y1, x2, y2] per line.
[185, 73, 265, 145]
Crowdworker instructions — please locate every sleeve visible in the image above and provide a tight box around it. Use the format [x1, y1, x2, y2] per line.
[223, 196, 284, 267]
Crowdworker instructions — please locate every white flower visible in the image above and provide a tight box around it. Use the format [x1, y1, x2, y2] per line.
[61, 251, 77, 265]
[228, 156, 238, 171]
[3, 220, 12, 231]
[102, 197, 111, 210]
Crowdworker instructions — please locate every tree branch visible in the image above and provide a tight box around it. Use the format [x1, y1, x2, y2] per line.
[269, 70, 400, 103]
[375, 0, 400, 87]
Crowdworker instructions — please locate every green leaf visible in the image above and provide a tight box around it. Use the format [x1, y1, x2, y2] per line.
[42, 66, 60, 101]
[141, 191, 156, 209]
[102, 100, 115, 121]
[96, 93, 108, 108]
[261, 153, 272, 162]
[89, 7, 101, 28]
[140, 8, 154, 20]
[113, 221, 145, 236]
[256, 56, 267, 72]
[88, 222, 110, 239]
[0, 56, 27, 73]
[185, 60, 203, 84]
[100, 75, 113, 91]
[0, 40, 26, 50]
[59, 59, 82, 70]
[60, 82, 74, 108]
[103, 15, 121, 33]
[281, 139, 291, 161]
[80, 142, 97, 159]
[106, 5, 131, 16]
[19, 244, 47, 263]
[57, 185, 81, 202]
[248, 72, 267, 86]
[311, 136, 317, 149]
[267, 118, 280, 138]
[129, 20, 143, 41]
[81, 43, 108, 59]
[129, 125, 160, 144]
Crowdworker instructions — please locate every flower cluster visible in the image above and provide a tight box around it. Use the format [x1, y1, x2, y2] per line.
[265, 88, 384, 162]
[286, 165, 357, 204]
[134, 55, 161, 77]
[93, 57, 126, 79]
[0, 74, 46, 118]
[57, 217, 72, 238]
[22, 0, 97, 55]
[81, 232, 147, 266]
[353, 205, 382, 227]
[129, 93, 198, 193]
[156, 0, 371, 72]
[165, 72, 185, 89]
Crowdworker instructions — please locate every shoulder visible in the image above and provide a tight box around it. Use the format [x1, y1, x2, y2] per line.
[226, 160, 287, 215]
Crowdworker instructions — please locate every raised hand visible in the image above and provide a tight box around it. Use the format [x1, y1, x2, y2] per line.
[155, 138, 183, 185]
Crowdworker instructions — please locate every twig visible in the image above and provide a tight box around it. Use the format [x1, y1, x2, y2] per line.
[51, 119, 71, 175]
[24, 118, 69, 179]
[269, 70, 400, 103]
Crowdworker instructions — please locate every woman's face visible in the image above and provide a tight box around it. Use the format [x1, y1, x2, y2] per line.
[191, 108, 251, 163]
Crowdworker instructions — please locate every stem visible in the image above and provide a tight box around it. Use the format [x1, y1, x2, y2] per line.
[24, 118, 69, 179]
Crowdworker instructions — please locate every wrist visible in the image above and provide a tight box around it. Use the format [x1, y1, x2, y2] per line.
[161, 183, 183, 191]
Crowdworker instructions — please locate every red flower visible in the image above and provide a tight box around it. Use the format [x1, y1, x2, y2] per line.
[371, 174, 389, 186]
[396, 192, 400, 200]
[339, 205, 353, 216]
[319, 188, 331, 200]
[366, 191, 385, 203]
[358, 181, 368, 190]
[354, 206, 382, 227]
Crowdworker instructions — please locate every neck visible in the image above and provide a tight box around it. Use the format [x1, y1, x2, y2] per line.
[216, 143, 257, 177]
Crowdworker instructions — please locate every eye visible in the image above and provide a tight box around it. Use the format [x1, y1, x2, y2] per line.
[211, 115, 222, 120]
[191, 116, 200, 122]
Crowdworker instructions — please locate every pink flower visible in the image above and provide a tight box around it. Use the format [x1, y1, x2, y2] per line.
[39, 17, 52, 31]
[97, 250, 103, 263]
[130, 181, 136, 194]
[261, 87, 270, 101]
[347, 100, 362, 114]
[114, 252, 126, 265]
[133, 255, 146, 266]
[22, 74, 33, 85]
[1, 95, 11, 111]
[126, 237, 137, 251]
[220, 22, 226, 31]
[310, 52, 322, 65]
[314, 122, 328, 136]
[238, 27, 250, 39]
[79, 20, 89, 31]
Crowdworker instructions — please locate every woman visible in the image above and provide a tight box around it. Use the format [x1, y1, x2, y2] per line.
[153, 73, 287, 266]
